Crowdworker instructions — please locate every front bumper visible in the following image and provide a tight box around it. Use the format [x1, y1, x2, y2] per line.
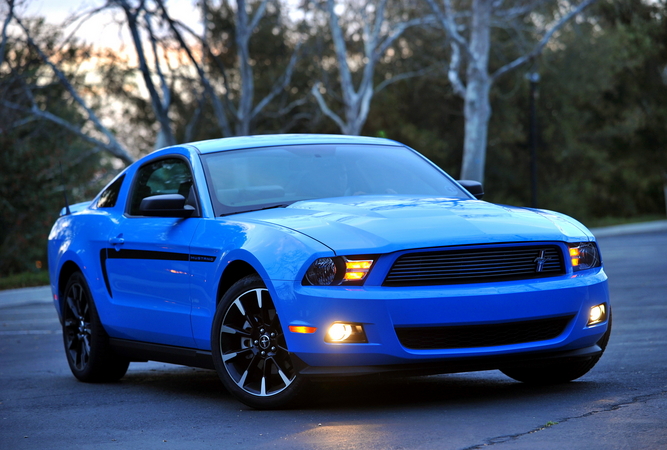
[291, 344, 604, 378]
[274, 268, 610, 368]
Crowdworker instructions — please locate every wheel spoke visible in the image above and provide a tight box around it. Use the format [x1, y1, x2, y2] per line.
[81, 299, 89, 321]
[238, 368, 249, 387]
[232, 299, 245, 316]
[268, 356, 295, 390]
[220, 324, 251, 337]
[237, 353, 261, 388]
[222, 347, 252, 362]
[66, 295, 79, 319]
[277, 366, 292, 386]
[74, 339, 85, 369]
[254, 289, 263, 309]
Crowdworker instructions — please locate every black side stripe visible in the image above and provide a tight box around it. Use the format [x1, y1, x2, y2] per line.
[100, 248, 217, 297]
[106, 249, 189, 261]
[100, 249, 112, 297]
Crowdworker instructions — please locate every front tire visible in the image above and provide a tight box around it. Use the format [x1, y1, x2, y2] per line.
[501, 310, 612, 384]
[61, 271, 129, 382]
[211, 275, 305, 409]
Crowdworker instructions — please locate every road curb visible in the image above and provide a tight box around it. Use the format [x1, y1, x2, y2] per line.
[590, 220, 667, 238]
[0, 286, 52, 308]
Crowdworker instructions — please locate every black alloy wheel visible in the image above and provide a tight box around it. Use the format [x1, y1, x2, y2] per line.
[211, 275, 305, 409]
[62, 271, 129, 382]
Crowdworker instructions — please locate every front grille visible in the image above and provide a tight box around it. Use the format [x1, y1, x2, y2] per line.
[395, 315, 574, 349]
[383, 245, 564, 286]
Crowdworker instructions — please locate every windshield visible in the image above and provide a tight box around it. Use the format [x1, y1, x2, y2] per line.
[200, 144, 469, 216]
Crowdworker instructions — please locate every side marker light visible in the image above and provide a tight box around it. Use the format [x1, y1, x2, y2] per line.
[289, 325, 317, 334]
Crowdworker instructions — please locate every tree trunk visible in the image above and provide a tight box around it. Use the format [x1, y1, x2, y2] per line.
[461, 76, 491, 181]
[460, 0, 492, 182]
[235, 0, 254, 136]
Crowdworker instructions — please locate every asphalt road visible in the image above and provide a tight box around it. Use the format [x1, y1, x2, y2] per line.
[1, 226, 666, 449]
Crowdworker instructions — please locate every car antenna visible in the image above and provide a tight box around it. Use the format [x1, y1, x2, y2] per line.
[59, 162, 72, 216]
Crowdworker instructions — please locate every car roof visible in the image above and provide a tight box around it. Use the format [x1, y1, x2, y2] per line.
[184, 134, 404, 155]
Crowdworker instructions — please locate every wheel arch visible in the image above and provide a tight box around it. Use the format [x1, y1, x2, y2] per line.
[57, 260, 83, 314]
[216, 260, 259, 306]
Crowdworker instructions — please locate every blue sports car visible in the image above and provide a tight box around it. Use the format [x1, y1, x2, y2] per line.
[48, 134, 610, 409]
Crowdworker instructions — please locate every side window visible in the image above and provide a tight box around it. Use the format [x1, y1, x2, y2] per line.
[96, 175, 125, 208]
[129, 158, 194, 216]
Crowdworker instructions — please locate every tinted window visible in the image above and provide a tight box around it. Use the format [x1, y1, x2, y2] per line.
[129, 158, 194, 215]
[201, 144, 468, 216]
[96, 175, 125, 208]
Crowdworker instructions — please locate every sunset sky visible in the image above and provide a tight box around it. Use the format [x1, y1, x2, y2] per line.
[21, 0, 202, 48]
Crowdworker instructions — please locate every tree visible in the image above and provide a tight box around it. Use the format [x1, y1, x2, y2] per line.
[1, 2, 136, 164]
[425, 0, 598, 182]
[532, 0, 667, 220]
[308, 0, 434, 135]
[0, 17, 115, 274]
[154, 0, 303, 138]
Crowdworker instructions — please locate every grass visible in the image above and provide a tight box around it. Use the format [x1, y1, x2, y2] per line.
[0, 270, 50, 291]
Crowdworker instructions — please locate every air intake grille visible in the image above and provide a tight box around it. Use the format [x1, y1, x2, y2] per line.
[383, 245, 564, 286]
[395, 315, 574, 349]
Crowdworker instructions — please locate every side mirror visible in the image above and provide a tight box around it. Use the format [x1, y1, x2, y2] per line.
[457, 180, 484, 200]
[139, 194, 195, 218]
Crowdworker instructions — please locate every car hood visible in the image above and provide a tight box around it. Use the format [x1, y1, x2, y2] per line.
[240, 196, 593, 254]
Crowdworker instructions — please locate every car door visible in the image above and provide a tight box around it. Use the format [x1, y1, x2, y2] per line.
[103, 156, 200, 348]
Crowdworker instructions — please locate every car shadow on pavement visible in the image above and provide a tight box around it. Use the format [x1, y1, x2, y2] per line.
[112, 363, 601, 411]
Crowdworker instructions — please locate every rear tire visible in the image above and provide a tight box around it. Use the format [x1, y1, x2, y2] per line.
[211, 275, 306, 409]
[501, 310, 612, 384]
[61, 272, 129, 382]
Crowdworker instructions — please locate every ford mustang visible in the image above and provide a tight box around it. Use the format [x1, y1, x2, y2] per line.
[48, 134, 611, 409]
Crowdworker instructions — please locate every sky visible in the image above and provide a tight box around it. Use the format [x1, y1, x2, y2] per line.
[20, 0, 202, 48]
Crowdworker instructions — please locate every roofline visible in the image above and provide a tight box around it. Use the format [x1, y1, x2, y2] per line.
[178, 134, 404, 154]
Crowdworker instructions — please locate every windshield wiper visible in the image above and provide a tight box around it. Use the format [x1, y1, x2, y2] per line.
[219, 203, 293, 217]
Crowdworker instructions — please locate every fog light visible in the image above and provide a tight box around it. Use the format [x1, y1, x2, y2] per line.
[328, 323, 352, 341]
[588, 304, 607, 326]
[325, 322, 368, 343]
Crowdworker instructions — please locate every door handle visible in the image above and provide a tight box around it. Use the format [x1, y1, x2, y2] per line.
[109, 235, 124, 250]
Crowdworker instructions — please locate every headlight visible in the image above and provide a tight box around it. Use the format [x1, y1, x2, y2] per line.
[303, 256, 377, 286]
[569, 242, 601, 271]
[305, 257, 342, 285]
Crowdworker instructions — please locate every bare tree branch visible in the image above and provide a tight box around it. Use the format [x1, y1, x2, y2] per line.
[0, 0, 15, 67]
[155, 0, 233, 137]
[315, 0, 436, 135]
[251, 42, 301, 118]
[374, 65, 439, 93]
[311, 82, 347, 131]
[494, 0, 551, 19]
[114, 0, 175, 147]
[13, 15, 134, 164]
[2, 99, 123, 161]
[492, 0, 598, 81]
